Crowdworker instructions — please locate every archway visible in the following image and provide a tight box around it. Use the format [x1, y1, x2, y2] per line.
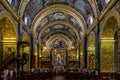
[100, 16, 118, 72]
[0, 17, 17, 63]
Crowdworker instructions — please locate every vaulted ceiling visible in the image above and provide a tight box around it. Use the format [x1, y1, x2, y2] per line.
[6, 0, 111, 48]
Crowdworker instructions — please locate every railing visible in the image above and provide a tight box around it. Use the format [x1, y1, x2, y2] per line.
[0, 52, 15, 71]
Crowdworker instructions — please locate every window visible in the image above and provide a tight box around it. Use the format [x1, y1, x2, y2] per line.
[105, 0, 110, 4]
[88, 16, 93, 25]
[24, 17, 28, 25]
[7, 0, 12, 4]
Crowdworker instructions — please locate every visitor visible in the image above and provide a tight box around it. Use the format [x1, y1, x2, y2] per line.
[0, 71, 3, 80]
[10, 69, 13, 78]
[3, 69, 9, 80]
[31, 67, 35, 73]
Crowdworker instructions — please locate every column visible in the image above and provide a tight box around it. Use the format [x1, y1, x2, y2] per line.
[114, 31, 118, 72]
[17, 23, 22, 71]
[37, 44, 40, 68]
[30, 37, 34, 69]
[39, 46, 42, 68]
[83, 37, 87, 68]
[78, 44, 80, 68]
[95, 23, 100, 74]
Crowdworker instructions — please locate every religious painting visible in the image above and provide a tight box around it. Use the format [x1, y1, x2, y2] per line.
[53, 25, 64, 30]
[49, 12, 66, 21]
[7, 0, 22, 13]
[70, 17, 81, 32]
[41, 48, 50, 61]
[67, 49, 77, 61]
[52, 39, 66, 48]
[52, 48, 66, 66]
[88, 53, 95, 70]
[25, 0, 43, 21]
[39, 17, 48, 28]
[74, 0, 91, 19]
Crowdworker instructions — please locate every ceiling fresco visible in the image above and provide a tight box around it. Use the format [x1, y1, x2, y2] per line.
[42, 31, 77, 47]
[23, 0, 94, 26]
[40, 24, 77, 40]
[51, 39, 67, 48]
[7, 0, 21, 13]
[5, 0, 113, 47]
[36, 12, 81, 35]
[25, 0, 43, 19]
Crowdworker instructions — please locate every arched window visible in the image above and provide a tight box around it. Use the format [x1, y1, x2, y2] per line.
[7, 0, 12, 4]
[88, 16, 93, 26]
[24, 16, 28, 25]
[104, 0, 110, 4]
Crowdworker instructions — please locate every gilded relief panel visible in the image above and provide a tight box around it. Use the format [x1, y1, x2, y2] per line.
[0, 17, 17, 62]
[101, 43, 114, 72]
[88, 52, 95, 70]
[67, 49, 77, 61]
[2, 42, 16, 61]
[0, 17, 16, 39]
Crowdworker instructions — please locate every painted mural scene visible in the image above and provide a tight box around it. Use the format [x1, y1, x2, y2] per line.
[0, 0, 120, 80]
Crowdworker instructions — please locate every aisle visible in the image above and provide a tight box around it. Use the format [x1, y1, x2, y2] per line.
[52, 76, 65, 80]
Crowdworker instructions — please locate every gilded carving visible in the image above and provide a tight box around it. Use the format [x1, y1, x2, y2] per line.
[101, 45, 114, 71]
[0, 17, 16, 39]
[88, 53, 95, 70]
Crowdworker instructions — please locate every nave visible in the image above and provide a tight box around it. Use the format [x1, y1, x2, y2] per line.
[0, 0, 120, 80]
[6, 68, 120, 80]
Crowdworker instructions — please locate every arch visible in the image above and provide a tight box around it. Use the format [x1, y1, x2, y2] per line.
[18, 0, 30, 18]
[19, 0, 97, 21]
[38, 21, 80, 41]
[31, 4, 86, 34]
[0, 13, 18, 40]
[0, 16, 17, 40]
[100, 11, 120, 38]
[100, 10, 119, 72]
[46, 34, 72, 48]
[88, 0, 99, 18]
[41, 30, 76, 44]
[0, 16, 17, 62]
